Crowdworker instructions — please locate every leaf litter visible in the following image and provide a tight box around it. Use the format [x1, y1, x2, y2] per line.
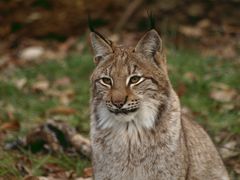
[3, 119, 92, 179]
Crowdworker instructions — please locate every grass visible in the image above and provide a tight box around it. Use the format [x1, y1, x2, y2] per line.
[0, 51, 94, 178]
[168, 48, 239, 134]
[0, 46, 239, 178]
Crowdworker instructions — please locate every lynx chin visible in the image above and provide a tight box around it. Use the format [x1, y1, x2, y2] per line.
[89, 28, 229, 180]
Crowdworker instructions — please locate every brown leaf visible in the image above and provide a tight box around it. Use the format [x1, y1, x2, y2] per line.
[14, 78, 27, 90]
[0, 120, 20, 132]
[83, 167, 93, 178]
[186, 3, 205, 17]
[24, 176, 40, 180]
[59, 89, 75, 105]
[210, 83, 237, 103]
[32, 80, 49, 92]
[0, 176, 19, 180]
[179, 25, 203, 38]
[176, 83, 187, 97]
[183, 72, 197, 82]
[219, 141, 240, 159]
[48, 107, 77, 116]
[16, 159, 32, 177]
[33, 177, 59, 180]
[46, 89, 75, 105]
[197, 19, 211, 29]
[42, 163, 75, 179]
[5, 104, 16, 119]
[43, 163, 65, 174]
[58, 37, 76, 53]
[233, 163, 240, 175]
[220, 103, 235, 112]
[53, 77, 71, 87]
[19, 46, 45, 61]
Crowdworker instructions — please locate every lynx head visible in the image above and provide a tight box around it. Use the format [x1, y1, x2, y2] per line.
[90, 29, 170, 130]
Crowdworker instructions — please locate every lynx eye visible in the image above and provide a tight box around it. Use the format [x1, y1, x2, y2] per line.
[129, 76, 142, 84]
[101, 77, 112, 86]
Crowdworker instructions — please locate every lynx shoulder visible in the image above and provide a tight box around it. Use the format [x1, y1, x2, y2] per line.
[89, 29, 229, 180]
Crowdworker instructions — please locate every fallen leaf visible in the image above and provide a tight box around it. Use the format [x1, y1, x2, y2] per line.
[0, 175, 19, 180]
[83, 167, 93, 178]
[186, 3, 205, 17]
[5, 104, 16, 117]
[14, 78, 27, 90]
[0, 120, 20, 132]
[42, 163, 75, 179]
[197, 19, 211, 29]
[32, 80, 49, 92]
[48, 107, 77, 116]
[233, 163, 240, 174]
[176, 83, 187, 97]
[16, 159, 32, 177]
[210, 82, 230, 90]
[179, 25, 204, 38]
[220, 103, 235, 112]
[59, 89, 75, 105]
[43, 163, 65, 174]
[24, 176, 40, 180]
[36, 177, 58, 180]
[219, 141, 240, 159]
[19, 46, 45, 61]
[210, 85, 237, 103]
[183, 72, 197, 82]
[58, 37, 76, 53]
[46, 89, 75, 105]
[53, 77, 71, 87]
[7, 110, 15, 120]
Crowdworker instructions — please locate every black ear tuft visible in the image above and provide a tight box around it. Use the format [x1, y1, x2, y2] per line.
[147, 11, 156, 30]
[87, 15, 112, 46]
[88, 14, 95, 32]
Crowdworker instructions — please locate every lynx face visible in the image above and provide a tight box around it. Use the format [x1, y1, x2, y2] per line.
[90, 30, 170, 129]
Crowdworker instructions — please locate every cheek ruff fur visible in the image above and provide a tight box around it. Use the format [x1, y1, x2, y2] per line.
[95, 98, 159, 130]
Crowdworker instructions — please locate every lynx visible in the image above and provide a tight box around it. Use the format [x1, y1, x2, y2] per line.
[89, 28, 229, 180]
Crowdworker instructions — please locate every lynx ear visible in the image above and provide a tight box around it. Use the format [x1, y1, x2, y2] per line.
[135, 29, 162, 58]
[89, 32, 113, 64]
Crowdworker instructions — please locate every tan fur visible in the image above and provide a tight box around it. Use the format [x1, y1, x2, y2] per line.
[89, 30, 229, 180]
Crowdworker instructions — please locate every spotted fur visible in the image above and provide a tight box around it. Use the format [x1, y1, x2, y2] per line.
[89, 29, 229, 180]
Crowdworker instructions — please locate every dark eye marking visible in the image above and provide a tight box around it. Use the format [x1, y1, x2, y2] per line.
[132, 65, 138, 74]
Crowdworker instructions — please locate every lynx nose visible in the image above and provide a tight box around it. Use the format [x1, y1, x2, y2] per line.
[112, 100, 125, 109]
[111, 96, 128, 109]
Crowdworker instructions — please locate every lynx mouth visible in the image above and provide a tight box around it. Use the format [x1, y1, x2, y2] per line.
[109, 107, 138, 115]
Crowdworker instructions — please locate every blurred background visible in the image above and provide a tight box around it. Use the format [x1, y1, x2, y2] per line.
[0, 0, 239, 179]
